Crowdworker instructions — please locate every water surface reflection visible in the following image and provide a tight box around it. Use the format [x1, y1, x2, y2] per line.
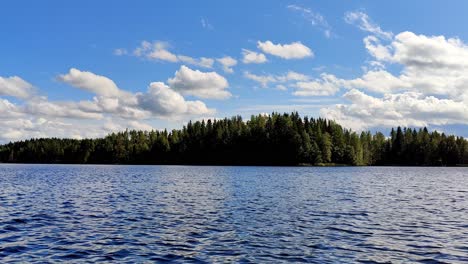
[0, 165, 467, 263]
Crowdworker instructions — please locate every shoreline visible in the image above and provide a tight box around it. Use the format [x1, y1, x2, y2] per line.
[0, 162, 466, 167]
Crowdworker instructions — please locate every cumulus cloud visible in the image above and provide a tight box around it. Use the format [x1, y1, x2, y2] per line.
[126, 120, 155, 131]
[241, 49, 267, 64]
[216, 56, 237, 73]
[257, 40, 313, 59]
[132, 41, 214, 68]
[24, 97, 104, 120]
[345, 31, 468, 102]
[0, 118, 72, 142]
[287, 4, 332, 38]
[0, 76, 35, 99]
[363, 36, 392, 61]
[343, 70, 410, 93]
[344, 11, 393, 40]
[321, 89, 468, 131]
[56, 67, 217, 119]
[315, 12, 468, 130]
[390, 32, 468, 69]
[168, 65, 231, 99]
[57, 68, 123, 97]
[134, 41, 178, 62]
[0, 67, 220, 142]
[0, 98, 23, 118]
[137, 82, 213, 116]
[0, 116, 158, 143]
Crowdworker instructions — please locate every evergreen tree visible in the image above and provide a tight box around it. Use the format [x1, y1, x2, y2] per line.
[0, 112, 466, 166]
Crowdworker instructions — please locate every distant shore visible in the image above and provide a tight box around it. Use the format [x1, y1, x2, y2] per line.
[1, 113, 467, 166]
[1, 162, 467, 167]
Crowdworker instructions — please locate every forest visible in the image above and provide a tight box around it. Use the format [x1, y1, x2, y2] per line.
[0, 112, 467, 166]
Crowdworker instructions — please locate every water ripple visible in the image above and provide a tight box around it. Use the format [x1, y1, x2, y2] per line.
[0, 165, 467, 263]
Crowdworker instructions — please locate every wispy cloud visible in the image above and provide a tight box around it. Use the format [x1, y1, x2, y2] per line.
[132, 41, 215, 68]
[287, 4, 333, 38]
[200, 17, 214, 30]
[344, 11, 393, 40]
[243, 71, 310, 88]
[113, 48, 128, 56]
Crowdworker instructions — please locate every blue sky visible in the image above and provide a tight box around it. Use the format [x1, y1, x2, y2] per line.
[1, 0, 468, 141]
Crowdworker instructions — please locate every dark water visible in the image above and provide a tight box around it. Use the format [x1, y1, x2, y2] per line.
[0, 165, 467, 263]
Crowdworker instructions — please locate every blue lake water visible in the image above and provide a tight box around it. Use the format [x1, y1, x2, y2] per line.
[0, 165, 467, 263]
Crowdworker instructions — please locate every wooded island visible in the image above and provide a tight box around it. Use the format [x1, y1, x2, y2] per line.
[1, 113, 467, 166]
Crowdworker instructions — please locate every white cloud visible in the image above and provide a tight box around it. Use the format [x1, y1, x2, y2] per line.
[398, 33, 468, 101]
[0, 76, 35, 99]
[241, 49, 267, 64]
[101, 119, 157, 133]
[134, 41, 178, 62]
[293, 74, 341, 96]
[344, 11, 393, 40]
[178, 55, 214, 68]
[0, 67, 221, 142]
[24, 97, 104, 120]
[217, 56, 237, 73]
[344, 70, 410, 93]
[25, 99, 103, 119]
[0, 98, 23, 118]
[57, 67, 217, 118]
[363, 36, 392, 61]
[113, 48, 128, 56]
[321, 89, 468, 131]
[137, 82, 214, 117]
[168, 65, 231, 99]
[127, 120, 155, 131]
[0, 118, 66, 142]
[57, 68, 123, 97]
[314, 27, 468, 130]
[244, 72, 276, 88]
[275, 84, 287, 91]
[237, 104, 325, 115]
[244, 71, 312, 89]
[0, 116, 160, 143]
[257, 40, 313, 59]
[277, 71, 310, 82]
[199, 57, 215, 68]
[391, 31, 468, 69]
[201, 17, 214, 30]
[148, 43, 178, 62]
[287, 4, 333, 38]
[133, 41, 214, 68]
[347, 31, 468, 102]
[57, 68, 156, 120]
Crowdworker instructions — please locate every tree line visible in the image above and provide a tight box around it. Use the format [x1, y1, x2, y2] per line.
[0, 113, 467, 166]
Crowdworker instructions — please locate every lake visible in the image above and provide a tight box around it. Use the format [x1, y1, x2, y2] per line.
[0, 165, 467, 263]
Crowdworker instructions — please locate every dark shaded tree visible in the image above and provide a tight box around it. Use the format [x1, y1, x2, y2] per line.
[0, 112, 467, 166]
